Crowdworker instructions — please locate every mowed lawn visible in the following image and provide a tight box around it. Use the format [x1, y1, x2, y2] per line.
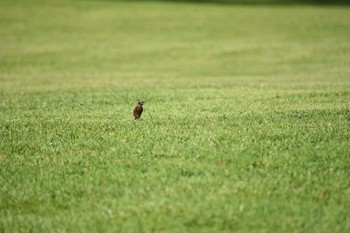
[1, 0, 350, 232]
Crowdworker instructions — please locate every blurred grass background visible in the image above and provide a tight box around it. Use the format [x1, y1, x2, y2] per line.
[0, 0, 350, 232]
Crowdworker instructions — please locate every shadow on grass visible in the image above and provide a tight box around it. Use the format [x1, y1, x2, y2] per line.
[114, 0, 350, 6]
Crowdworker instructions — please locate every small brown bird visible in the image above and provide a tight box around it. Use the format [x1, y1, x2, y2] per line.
[133, 101, 144, 120]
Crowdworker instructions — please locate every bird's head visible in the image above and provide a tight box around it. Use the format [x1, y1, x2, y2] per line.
[138, 101, 145, 106]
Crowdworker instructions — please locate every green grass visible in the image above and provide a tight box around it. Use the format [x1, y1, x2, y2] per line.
[1, 0, 350, 232]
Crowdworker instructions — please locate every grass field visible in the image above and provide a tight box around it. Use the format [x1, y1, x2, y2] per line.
[1, 0, 350, 232]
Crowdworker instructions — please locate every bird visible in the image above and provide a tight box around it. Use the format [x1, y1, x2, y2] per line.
[133, 101, 144, 120]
